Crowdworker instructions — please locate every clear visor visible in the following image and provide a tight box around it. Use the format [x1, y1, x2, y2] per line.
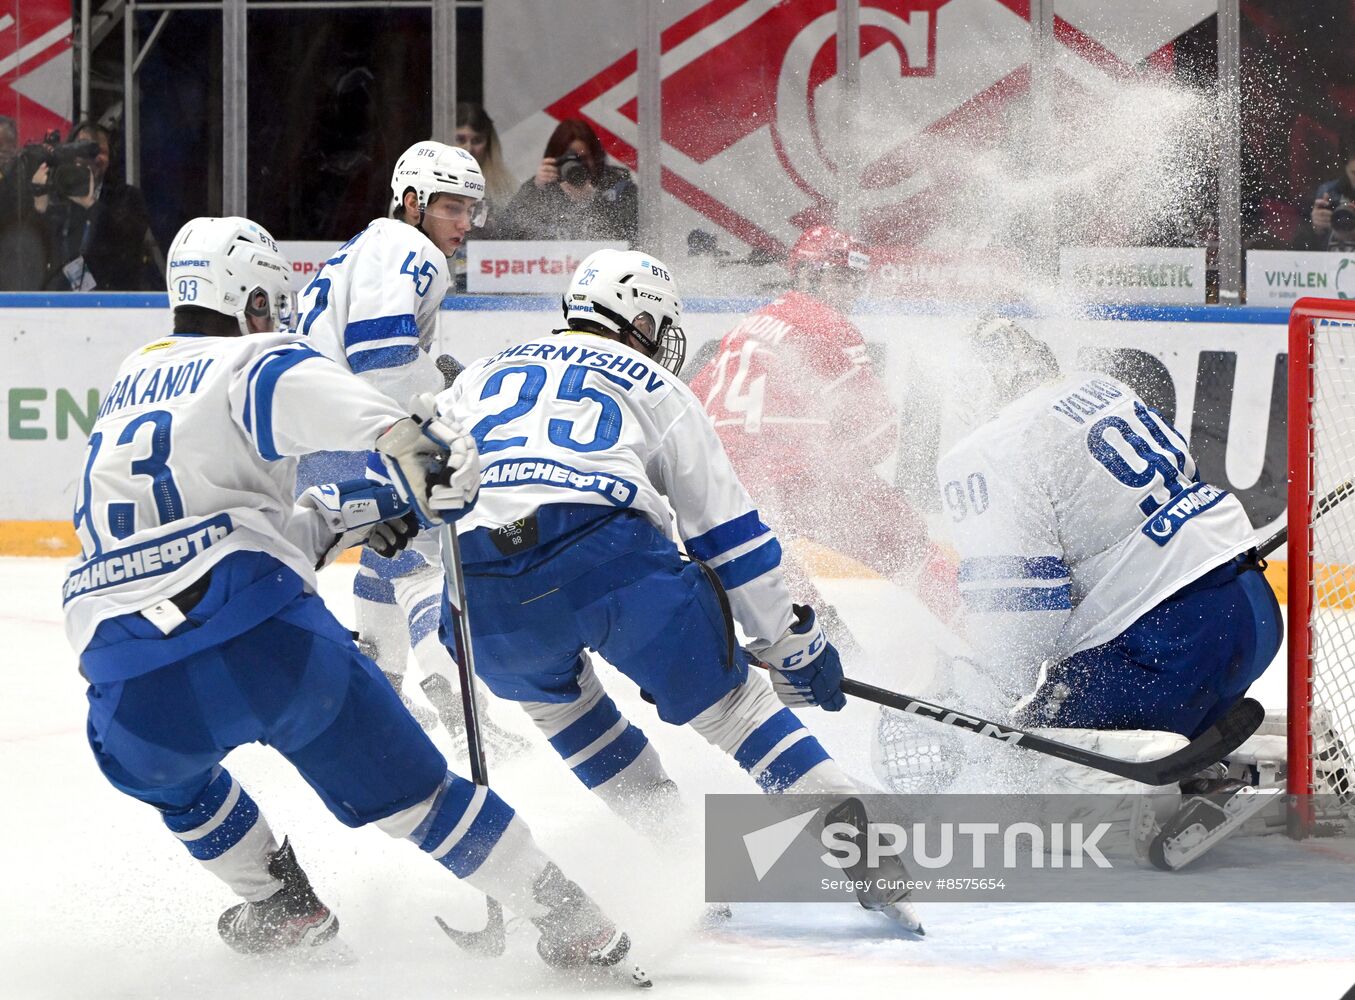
[246, 286, 299, 334]
[425, 194, 489, 229]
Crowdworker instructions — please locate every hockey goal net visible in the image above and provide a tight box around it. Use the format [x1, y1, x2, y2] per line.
[1288, 296, 1355, 834]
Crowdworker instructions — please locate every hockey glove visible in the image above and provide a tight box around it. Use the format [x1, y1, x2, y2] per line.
[297, 480, 416, 569]
[751, 604, 846, 712]
[375, 393, 481, 528]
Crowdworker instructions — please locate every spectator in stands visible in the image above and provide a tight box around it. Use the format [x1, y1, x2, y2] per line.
[37, 122, 161, 290]
[0, 116, 17, 178]
[0, 119, 52, 289]
[455, 102, 517, 237]
[1295, 127, 1355, 252]
[500, 118, 637, 243]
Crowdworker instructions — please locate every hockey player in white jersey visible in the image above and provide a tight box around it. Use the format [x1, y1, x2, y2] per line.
[296, 139, 525, 754]
[933, 316, 1283, 868]
[435, 248, 921, 930]
[64, 217, 643, 976]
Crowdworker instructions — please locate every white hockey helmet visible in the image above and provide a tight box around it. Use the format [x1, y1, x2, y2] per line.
[389, 140, 487, 226]
[166, 216, 296, 335]
[563, 249, 686, 374]
[969, 316, 1060, 404]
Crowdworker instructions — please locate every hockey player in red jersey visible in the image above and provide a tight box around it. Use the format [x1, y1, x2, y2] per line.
[689, 225, 959, 629]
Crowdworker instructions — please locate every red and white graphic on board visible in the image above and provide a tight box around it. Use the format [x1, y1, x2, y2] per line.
[0, 0, 72, 140]
[538, 0, 1206, 257]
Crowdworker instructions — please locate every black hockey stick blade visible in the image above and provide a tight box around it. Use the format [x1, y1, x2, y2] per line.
[434, 896, 506, 957]
[841, 677, 1265, 784]
[1124, 695, 1266, 785]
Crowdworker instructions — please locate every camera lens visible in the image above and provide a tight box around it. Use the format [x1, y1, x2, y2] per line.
[1333, 204, 1355, 231]
[558, 156, 589, 187]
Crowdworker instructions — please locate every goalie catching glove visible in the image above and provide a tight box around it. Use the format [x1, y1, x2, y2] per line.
[749, 604, 845, 711]
[297, 480, 418, 569]
[374, 392, 480, 528]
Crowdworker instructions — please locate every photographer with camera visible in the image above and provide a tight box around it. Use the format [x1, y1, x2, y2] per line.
[1296, 127, 1355, 253]
[500, 117, 637, 243]
[32, 122, 160, 290]
[0, 119, 66, 289]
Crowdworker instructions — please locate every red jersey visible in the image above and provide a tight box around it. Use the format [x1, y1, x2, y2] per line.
[689, 291, 898, 483]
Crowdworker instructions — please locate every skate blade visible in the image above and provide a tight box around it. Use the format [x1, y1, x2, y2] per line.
[434, 896, 507, 957]
[877, 900, 926, 938]
[266, 934, 358, 968]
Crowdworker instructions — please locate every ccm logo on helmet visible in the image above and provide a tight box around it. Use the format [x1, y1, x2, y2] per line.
[637, 290, 664, 302]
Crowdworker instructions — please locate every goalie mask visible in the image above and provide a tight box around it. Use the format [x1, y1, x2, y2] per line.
[389, 140, 488, 228]
[969, 316, 1060, 407]
[562, 249, 686, 375]
[166, 216, 297, 335]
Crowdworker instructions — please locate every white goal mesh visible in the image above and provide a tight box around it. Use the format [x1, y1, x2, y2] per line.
[1291, 305, 1355, 823]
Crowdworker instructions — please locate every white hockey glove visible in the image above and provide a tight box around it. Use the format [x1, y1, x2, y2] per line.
[749, 604, 846, 712]
[297, 480, 418, 569]
[374, 393, 481, 528]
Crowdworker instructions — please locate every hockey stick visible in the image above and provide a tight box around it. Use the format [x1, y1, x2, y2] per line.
[1255, 479, 1355, 559]
[429, 520, 504, 956]
[839, 677, 1265, 785]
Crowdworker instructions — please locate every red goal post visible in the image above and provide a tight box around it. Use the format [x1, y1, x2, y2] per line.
[1287, 296, 1355, 834]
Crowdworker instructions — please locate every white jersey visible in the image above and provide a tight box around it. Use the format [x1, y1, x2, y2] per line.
[937, 372, 1256, 691]
[441, 332, 795, 646]
[63, 331, 407, 652]
[297, 217, 447, 404]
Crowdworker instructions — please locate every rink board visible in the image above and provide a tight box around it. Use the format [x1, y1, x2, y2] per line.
[0, 294, 1298, 591]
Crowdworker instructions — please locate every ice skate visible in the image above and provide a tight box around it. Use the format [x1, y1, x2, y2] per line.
[421, 673, 533, 762]
[378, 666, 438, 731]
[1149, 776, 1281, 871]
[217, 839, 339, 954]
[823, 797, 925, 937]
[531, 863, 652, 987]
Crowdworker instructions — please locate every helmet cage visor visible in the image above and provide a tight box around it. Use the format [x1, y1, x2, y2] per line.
[242, 284, 298, 334]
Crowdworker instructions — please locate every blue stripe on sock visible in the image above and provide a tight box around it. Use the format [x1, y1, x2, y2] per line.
[408, 773, 456, 848]
[755, 735, 830, 793]
[162, 769, 232, 834]
[415, 774, 477, 854]
[548, 696, 622, 759]
[409, 607, 439, 645]
[571, 723, 648, 789]
[353, 572, 396, 603]
[439, 791, 515, 878]
[733, 707, 806, 772]
[181, 789, 261, 860]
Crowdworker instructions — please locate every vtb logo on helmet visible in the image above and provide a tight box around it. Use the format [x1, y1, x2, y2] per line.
[389, 140, 488, 227]
[166, 217, 297, 336]
[563, 249, 687, 375]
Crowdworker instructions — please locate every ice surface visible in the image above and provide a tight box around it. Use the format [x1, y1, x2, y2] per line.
[4, 555, 1355, 1000]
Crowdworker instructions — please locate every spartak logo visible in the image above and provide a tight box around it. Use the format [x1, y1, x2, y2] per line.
[543, 0, 1183, 255]
[547, 0, 946, 253]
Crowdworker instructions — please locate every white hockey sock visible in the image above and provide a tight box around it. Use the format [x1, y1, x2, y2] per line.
[354, 577, 410, 676]
[520, 656, 675, 832]
[374, 770, 550, 920]
[689, 675, 852, 794]
[161, 768, 282, 901]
